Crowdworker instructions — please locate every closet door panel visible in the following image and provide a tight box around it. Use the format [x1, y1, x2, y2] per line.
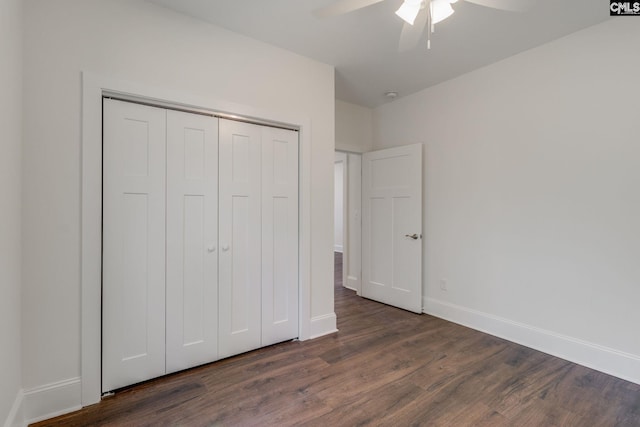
[219, 119, 262, 358]
[102, 99, 166, 392]
[166, 111, 219, 373]
[261, 127, 299, 346]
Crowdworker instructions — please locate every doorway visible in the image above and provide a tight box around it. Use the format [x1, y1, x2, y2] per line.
[334, 152, 347, 292]
[334, 145, 423, 312]
[334, 151, 362, 295]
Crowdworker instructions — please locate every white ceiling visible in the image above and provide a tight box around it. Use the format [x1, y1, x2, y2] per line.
[147, 0, 610, 108]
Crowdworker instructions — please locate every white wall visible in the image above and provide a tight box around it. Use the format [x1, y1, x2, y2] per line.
[336, 99, 373, 153]
[22, 0, 335, 419]
[334, 154, 345, 252]
[0, 0, 23, 425]
[374, 18, 640, 384]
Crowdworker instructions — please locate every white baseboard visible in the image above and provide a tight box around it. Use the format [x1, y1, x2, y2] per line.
[3, 389, 24, 427]
[345, 276, 359, 292]
[23, 377, 82, 425]
[424, 297, 640, 385]
[309, 312, 338, 339]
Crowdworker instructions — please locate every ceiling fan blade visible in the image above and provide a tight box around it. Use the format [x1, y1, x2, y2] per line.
[398, 9, 428, 52]
[463, 0, 532, 12]
[313, 0, 386, 18]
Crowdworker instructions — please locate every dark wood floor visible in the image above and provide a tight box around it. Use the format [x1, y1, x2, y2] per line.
[34, 252, 640, 426]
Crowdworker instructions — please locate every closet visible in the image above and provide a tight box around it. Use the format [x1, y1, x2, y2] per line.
[101, 99, 299, 393]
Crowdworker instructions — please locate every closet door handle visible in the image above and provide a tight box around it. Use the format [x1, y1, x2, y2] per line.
[222, 245, 230, 252]
[207, 244, 216, 253]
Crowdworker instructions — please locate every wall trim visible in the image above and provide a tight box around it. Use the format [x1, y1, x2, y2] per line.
[424, 297, 640, 385]
[3, 389, 24, 427]
[81, 71, 314, 407]
[309, 313, 338, 339]
[22, 378, 81, 425]
[345, 275, 359, 292]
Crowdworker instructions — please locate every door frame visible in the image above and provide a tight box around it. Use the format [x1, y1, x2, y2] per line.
[334, 151, 348, 289]
[80, 72, 313, 406]
[333, 151, 363, 294]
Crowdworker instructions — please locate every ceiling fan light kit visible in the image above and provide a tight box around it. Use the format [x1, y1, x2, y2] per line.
[315, 0, 526, 51]
[396, 0, 457, 26]
[430, 0, 456, 24]
[395, 0, 424, 25]
[393, 0, 459, 50]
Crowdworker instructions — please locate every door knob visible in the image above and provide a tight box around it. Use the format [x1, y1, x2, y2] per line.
[405, 234, 420, 240]
[207, 244, 216, 253]
[222, 245, 230, 252]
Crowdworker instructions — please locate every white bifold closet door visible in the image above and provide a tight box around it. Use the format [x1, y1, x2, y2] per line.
[165, 110, 219, 374]
[103, 100, 298, 393]
[218, 120, 299, 358]
[103, 100, 219, 391]
[260, 126, 299, 346]
[102, 100, 168, 392]
[218, 120, 262, 358]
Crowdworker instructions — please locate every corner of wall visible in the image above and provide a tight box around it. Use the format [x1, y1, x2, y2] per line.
[309, 313, 338, 339]
[335, 99, 374, 153]
[21, 378, 81, 425]
[3, 390, 24, 427]
[1, 0, 24, 424]
[345, 276, 360, 292]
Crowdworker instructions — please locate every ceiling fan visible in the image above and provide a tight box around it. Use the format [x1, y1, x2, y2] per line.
[313, 0, 531, 50]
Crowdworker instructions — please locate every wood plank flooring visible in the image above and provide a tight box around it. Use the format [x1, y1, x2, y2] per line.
[33, 253, 640, 426]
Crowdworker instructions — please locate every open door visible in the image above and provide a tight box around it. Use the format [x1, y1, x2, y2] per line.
[362, 144, 422, 313]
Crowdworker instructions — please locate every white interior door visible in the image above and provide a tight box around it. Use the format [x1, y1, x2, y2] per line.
[218, 119, 262, 358]
[261, 126, 299, 346]
[102, 99, 167, 392]
[165, 111, 219, 373]
[362, 144, 423, 313]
